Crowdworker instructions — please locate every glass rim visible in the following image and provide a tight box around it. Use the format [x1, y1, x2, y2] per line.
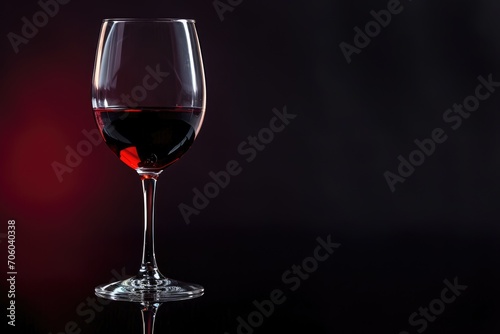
[102, 18, 195, 23]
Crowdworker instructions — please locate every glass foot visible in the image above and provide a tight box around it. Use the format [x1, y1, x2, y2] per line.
[95, 277, 204, 302]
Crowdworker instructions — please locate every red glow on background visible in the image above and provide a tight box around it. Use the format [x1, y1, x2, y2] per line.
[0, 35, 102, 217]
[6, 118, 74, 202]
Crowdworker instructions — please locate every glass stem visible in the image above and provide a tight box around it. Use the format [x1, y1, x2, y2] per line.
[138, 174, 163, 281]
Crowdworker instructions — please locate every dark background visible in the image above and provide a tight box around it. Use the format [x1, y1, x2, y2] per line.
[2, 0, 500, 333]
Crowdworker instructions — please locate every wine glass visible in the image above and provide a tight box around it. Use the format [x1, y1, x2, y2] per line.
[91, 18, 205, 302]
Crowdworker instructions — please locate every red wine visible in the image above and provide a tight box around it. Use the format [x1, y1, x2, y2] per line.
[94, 107, 204, 171]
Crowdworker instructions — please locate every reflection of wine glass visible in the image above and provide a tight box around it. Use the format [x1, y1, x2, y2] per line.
[141, 302, 161, 334]
[92, 18, 205, 302]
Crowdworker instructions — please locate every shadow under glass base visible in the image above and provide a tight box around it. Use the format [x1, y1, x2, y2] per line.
[95, 277, 204, 302]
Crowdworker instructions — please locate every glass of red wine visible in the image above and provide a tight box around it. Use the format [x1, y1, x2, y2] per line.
[91, 18, 205, 302]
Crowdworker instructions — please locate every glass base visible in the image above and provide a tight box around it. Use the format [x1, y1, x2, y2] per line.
[95, 277, 204, 302]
